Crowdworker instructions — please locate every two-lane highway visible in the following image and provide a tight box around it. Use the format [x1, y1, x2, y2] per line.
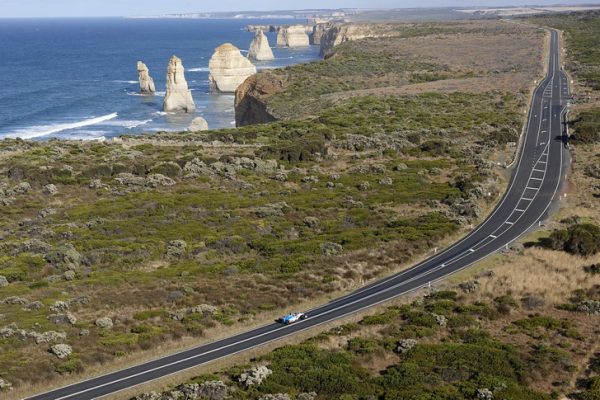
[28, 29, 570, 400]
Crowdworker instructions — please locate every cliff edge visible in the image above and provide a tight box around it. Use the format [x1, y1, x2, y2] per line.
[234, 72, 285, 126]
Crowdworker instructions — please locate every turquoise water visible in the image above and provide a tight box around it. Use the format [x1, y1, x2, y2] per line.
[0, 18, 320, 140]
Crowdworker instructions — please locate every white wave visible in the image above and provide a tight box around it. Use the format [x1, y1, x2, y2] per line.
[68, 134, 107, 142]
[188, 67, 209, 72]
[126, 91, 165, 97]
[113, 80, 139, 84]
[4, 113, 118, 139]
[102, 119, 152, 129]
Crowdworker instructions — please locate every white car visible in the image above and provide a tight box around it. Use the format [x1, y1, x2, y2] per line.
[277, 312, 307, 324]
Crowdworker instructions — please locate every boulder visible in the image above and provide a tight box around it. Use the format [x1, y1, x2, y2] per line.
[0, 276, 8, 287]
[476, 388, 494, 400]
[35, 331, 67, 344]
[95, 317, 113, 329]
[146, 174, 175, 188]
[576, 300, 600, 315]
[48, 313, 77, 325]
[379, 177, 393, 186]
[12, 182, 31, 194]
[163, 55, 195, 113]
[248, 29, 274, 61]
[396, 339, 418, 353]
[209, 43, 257, 93]
[45, 244, 82, 271]
[50, 343, 72, 359]
[137, 61, 156, 94]
[0, 378, 12, 391]
[2, 296, 29, 305]
[303, 216, 320, 228]
[238, 365, 272, 387]
[259, 395, 291, 400]
[188, 117, 209, 132]
[277, 25, 310, 47]
[50, 301, 69, 312]
[43, 184, 58, 195]
[321, 242, 343, 256]
[298, 393, 318, 400]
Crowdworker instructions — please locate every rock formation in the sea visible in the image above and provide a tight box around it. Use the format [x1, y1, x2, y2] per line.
[311, 23, 332, 45]
[247, 24, 278, 33]
[234, 72, 283, 126]
[188, 117, 209, 131]
[137, 61, 155, 94]
[208, 43, 257, 93]
[248, 29, 275, 61]
[163, 55, 195, 113]
[276, 25, 310, 47]
[320, 24, 395, 57]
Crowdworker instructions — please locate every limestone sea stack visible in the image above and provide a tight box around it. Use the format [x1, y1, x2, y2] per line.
[208, 43, 257, 93]
[163, 55, 195, 113]
[248, 30, 274, 61]
[137, 61, 156, 94]
[276, 25, 310, 47]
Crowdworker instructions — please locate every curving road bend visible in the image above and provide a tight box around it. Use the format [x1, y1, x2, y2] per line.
[28, 29, 570, 400]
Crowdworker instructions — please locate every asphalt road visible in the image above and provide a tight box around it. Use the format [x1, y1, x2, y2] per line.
[28, 29, 570, 400]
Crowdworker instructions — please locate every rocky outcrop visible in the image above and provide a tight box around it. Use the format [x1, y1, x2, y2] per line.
[234, 72, 284, 126]
[319, 24, 396, 57]
[276, 25, 310, 47]
[238, 365, 272, 387]
[311, 23, 332, 45]
[209, 43, 257, 93]
[248, 30, 274, 61]
[137, 61, 156, 94]
[95, 317, 113, 329]
[163, 55, 195, 113]
[50, 343, 72, 359]
[188, 117, 208, 132]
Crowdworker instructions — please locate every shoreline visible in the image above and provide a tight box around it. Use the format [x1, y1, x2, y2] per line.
[0, 18, 322, 142]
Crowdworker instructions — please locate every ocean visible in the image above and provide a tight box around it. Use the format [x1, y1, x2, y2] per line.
[0, 18, 320, 141]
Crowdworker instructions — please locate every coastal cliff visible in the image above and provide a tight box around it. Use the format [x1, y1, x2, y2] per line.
[234, 72, 284, 126]
[319, 24, 395, 57]
[276, 25, 310, 47]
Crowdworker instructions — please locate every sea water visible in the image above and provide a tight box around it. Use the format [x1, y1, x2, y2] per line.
[0, 18, 320, 140]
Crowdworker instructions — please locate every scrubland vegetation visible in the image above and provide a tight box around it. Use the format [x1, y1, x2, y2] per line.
[6, 15, 599, 400]
[114, 12, 600, 400]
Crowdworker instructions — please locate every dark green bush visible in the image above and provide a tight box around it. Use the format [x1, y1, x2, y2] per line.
[548, 223, 600, 256]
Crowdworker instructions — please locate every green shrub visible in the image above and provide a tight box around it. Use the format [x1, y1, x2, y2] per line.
[55, 357, 84, 374]
[548, 223, 600, 256]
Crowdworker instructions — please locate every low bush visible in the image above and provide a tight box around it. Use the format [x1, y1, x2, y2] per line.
[548, 223, 600, 256]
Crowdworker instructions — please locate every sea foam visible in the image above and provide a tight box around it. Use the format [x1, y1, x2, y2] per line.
[4, 113, 118, 139]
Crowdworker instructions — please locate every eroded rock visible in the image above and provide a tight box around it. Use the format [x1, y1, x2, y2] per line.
[209, 43, 257, 93]
[163, 55, 195, 113]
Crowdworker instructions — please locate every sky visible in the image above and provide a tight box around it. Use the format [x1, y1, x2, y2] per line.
[1, 0, 599, 17]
